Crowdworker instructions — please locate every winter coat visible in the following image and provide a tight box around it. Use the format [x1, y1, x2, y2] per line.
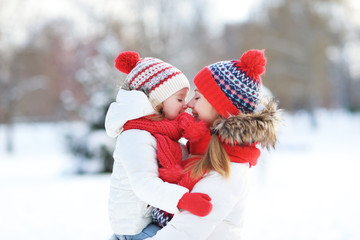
[146, 99, 281, 240]
[105, 89, 189, 235]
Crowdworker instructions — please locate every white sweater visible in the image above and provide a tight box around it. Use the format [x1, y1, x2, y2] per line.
[105, 89, 189, 235]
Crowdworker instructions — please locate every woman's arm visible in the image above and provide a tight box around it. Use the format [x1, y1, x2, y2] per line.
[147, 163, 249, 240]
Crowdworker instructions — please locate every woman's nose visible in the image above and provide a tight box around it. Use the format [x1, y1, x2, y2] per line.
[187, 98, 195, 108]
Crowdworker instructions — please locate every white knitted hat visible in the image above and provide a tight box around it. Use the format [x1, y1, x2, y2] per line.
[115, 51, 190, 108]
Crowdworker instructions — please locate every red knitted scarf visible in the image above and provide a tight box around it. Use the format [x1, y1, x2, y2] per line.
[123, 115, 185, 184]
[178, 131, 260, 191]
[123, 113, 260, 192]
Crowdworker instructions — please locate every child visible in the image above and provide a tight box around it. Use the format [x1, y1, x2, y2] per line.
[145, 49, 282, 240]
[105, 51, 212, 240]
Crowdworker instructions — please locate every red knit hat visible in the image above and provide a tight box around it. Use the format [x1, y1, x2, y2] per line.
[193, 49, 266, 117]
[115, 51, 190, 108]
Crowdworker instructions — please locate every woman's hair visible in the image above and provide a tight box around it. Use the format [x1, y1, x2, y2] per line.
[190, 133, 231, 179]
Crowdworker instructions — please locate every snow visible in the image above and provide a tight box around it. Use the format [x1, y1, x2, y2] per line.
[1, 110, 360, 240]
[244, 110, 360, 240]
[0, 123, 112, 240]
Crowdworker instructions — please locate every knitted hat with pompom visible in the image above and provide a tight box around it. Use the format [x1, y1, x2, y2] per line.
[193, 49, 267, 117]
[114, 51, 190, 108]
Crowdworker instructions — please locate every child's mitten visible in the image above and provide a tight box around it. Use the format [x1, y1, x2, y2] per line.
[177, 192, 212, 217]
[176, 112, 208, 142]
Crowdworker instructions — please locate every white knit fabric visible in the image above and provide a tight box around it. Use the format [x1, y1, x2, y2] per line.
[125, 57, 190, 108]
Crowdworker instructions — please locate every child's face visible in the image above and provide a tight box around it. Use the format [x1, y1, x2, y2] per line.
[187, 89, 219, 126]
[162, 87, 189, 120]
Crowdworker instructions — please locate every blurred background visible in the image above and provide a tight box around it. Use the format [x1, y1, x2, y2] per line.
[0, 0, 359, 239]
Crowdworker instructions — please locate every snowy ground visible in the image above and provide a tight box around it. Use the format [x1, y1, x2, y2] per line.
[1, 110, 360, 240]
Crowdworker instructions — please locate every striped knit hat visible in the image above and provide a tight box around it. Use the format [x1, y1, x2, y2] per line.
[115, 51, 190, 108]
[194, 49, 266, 117]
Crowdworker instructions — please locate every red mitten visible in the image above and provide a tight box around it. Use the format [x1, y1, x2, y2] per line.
[177, 192, 212, 217]
[176, 113, 208, 142]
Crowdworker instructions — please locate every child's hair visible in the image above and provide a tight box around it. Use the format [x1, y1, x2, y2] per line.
[190, 131, 231, 179]
[146, 103, 166, 121]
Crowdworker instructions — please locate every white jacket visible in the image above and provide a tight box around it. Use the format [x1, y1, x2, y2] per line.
[105, 89, 189, 235]
[145, 99, 282, 240]
[146, 162, 250, 240]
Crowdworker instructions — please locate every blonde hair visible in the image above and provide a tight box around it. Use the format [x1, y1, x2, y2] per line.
[145, 103, 166, 121]
[190, 134, 231, 179]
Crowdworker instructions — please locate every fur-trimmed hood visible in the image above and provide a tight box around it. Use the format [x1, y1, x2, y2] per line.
[211, 98, 282, 149]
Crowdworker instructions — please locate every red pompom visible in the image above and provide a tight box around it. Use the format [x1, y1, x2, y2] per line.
[236, 49, 266, 82]
[114, 51, 140, 74]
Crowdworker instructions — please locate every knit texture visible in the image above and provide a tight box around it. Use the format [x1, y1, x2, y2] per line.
[151, 128, 260, 228]
[194, 49, 266, 116]
[115, 51, 190, 108]
[123, 115, 184, 184]
[123, 113, 209, 228]
[123, 112, 208, 184]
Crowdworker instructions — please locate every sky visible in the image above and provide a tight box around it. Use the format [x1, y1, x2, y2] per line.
[207, 0, 261, 23]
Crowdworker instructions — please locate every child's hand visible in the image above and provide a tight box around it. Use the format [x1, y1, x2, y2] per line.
[176, 113, 208, 142]
[177, 192, 212, 217]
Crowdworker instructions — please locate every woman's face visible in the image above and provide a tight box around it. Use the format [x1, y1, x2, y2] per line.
[187, 89, 219, 126]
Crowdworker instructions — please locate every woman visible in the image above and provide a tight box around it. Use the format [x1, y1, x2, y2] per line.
[146, 49, 281, 240]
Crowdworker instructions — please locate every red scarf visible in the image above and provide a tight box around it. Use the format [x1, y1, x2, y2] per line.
[178, 131, 260, 191]
[123, 114, 260, 192]
[123, 115, 185, 184]
[188, 130, 260, 166]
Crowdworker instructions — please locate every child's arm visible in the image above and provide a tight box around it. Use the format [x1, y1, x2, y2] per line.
[114, 129, 191, 214]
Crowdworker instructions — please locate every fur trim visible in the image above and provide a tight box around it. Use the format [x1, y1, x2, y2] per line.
[211, 98, 282, 149]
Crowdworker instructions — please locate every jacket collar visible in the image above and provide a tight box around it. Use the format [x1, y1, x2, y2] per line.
[211, 98, 282, 150]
